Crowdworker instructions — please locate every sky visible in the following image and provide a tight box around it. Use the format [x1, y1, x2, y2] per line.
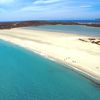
[0, 0, 100, 21]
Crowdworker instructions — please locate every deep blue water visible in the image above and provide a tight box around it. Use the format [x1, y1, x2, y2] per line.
[24, 25, 100, 37]
[47, 20, 100, 24]
[0, 40, 100, 100]
[3, 20, 100, 24]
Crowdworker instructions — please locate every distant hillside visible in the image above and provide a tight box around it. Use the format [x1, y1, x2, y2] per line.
[0, 20, 100, 29]
[0, 21, 79, 29]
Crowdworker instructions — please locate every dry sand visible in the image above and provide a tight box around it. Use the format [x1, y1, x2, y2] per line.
[0, 28, 100, 83]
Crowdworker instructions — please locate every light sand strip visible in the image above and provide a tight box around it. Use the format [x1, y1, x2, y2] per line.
[0, 28, 100, 83]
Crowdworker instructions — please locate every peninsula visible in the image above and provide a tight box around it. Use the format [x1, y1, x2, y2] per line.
[0, 28, 100, 85]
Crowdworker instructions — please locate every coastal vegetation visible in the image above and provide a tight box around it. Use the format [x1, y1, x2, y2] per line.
[0, 20, 100, 29]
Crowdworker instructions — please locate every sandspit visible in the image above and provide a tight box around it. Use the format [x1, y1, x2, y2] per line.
[0, 28, 100, 84]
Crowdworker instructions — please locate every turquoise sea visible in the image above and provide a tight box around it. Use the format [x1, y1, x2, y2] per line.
[0, 38, 100, 100]
[24, 25, 100, 37]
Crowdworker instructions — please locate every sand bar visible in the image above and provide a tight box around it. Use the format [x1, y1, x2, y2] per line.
[0, 28, 100, 84]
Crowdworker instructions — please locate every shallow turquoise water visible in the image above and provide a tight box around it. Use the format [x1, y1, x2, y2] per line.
[0, 40, 100, 100]
[24, 25, 100, 37]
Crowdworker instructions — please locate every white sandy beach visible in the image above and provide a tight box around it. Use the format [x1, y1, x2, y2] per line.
[0, 28, 100, 82]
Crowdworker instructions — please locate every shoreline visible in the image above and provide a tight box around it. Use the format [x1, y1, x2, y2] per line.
[0, 28, 100, 84]
[1, 38, 100, 86]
